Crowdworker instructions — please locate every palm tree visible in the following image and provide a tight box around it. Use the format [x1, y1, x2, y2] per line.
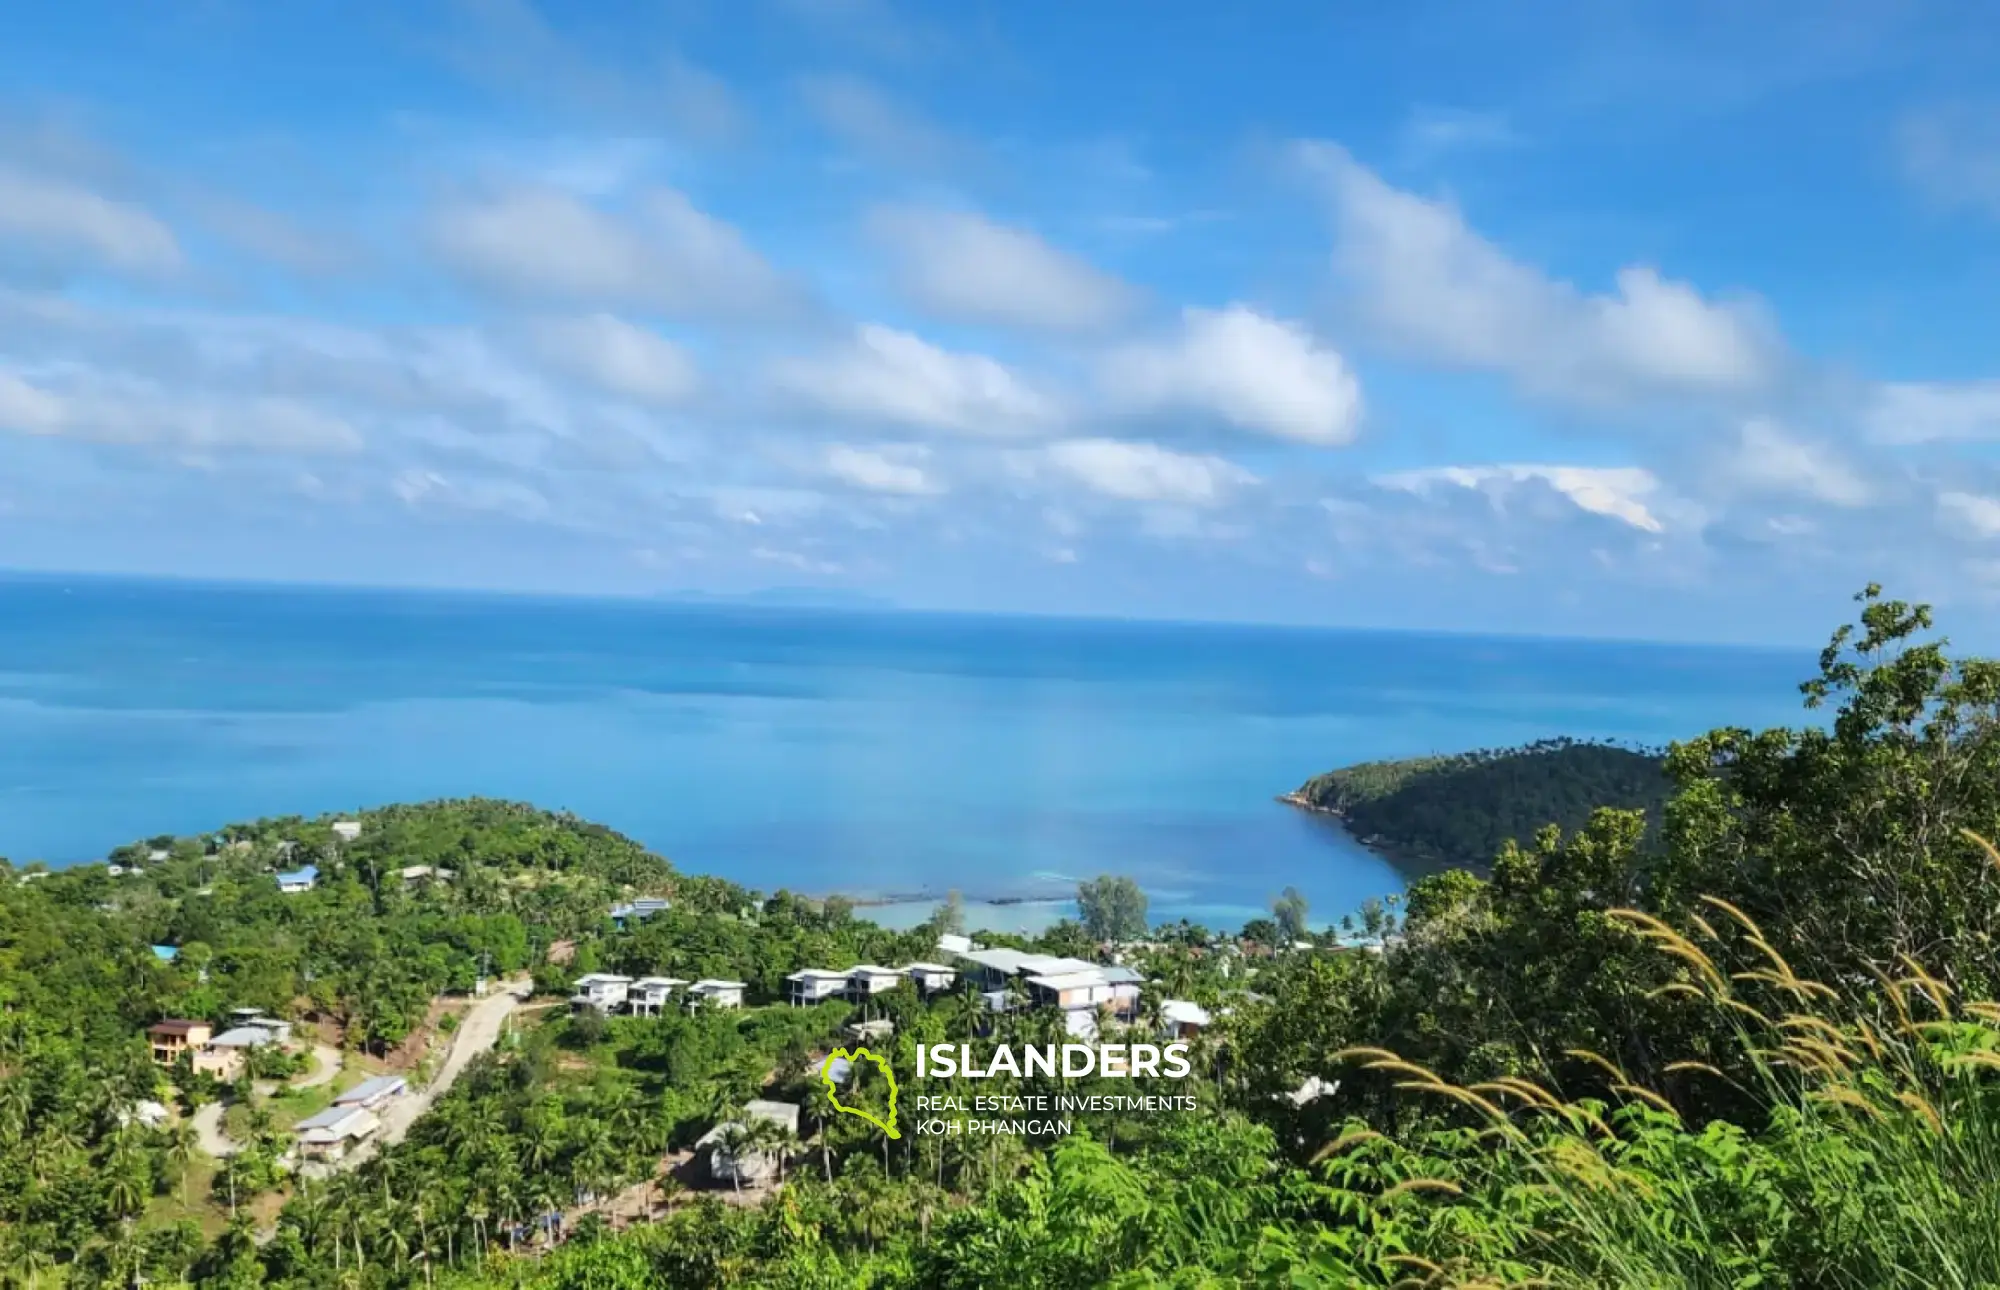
[713, 1122, 755, 1195]
[164, 1119, 200, 1206]
[744, 1115, 793, 1187]
[6, 1224, 54, 1290]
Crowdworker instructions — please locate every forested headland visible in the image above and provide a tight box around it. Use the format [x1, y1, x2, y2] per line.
[1289, 738, 1672, 876]
[11, 585, 2000, 1286]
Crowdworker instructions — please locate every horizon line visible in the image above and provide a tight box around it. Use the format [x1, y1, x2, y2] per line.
[0, 564, 1818, 655]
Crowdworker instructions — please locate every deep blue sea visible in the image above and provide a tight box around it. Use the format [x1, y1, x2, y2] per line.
[0, 575, 1816, 934]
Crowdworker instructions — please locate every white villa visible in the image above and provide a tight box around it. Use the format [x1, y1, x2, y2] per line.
[1160, 999, 1212, 1040]
[786, 969, 850, 1006]
[275, 865, 319, 894]
[902, 962, 957, 993]
[609, 897, 672, 928]
[570, 973, 634, 1012]
[847, 965, 903, 999]
[686, 979, 745, 1010]
[331, 820, 362, 842]
[628, 976, 689, 1016]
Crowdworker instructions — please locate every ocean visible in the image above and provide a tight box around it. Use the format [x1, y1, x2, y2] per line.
[0, 574, 1815, 934]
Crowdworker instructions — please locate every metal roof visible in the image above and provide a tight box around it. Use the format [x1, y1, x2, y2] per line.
[333, 1075, 407, 1105]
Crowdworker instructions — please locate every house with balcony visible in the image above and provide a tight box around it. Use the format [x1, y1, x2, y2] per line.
[847, 965, 903, 1000]
[148, 1019, 212, 1066]
[570, 973, 633, 1013]
[628, 976, 688, 1016]
[785, 969, 850, 1006]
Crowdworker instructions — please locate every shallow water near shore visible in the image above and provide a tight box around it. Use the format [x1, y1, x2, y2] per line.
[0, 574, 1814, 933]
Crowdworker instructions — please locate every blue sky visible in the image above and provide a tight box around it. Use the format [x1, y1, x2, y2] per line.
[3, 0, 2000, 644]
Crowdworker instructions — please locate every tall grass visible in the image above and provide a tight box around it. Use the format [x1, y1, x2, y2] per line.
[1325, 833, 2000, 1289]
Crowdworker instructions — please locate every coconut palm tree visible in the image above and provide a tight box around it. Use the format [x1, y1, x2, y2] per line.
[164, 1119, 200, 1207]
[713, 1122, 756, 1195]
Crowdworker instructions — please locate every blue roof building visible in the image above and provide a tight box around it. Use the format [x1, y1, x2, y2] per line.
[276, 864, 319, 892]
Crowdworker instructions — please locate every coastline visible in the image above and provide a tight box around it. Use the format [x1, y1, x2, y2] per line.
[1276, 790, 1469, 881]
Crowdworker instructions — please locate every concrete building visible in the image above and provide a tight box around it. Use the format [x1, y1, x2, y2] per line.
[295, 1105, 379, 1161]
[686, 979, 745, 1010]
[846, 965, 903, 1000]
[570, 973, 634, 1012]
[901, 962, 958, 993]
[609, 897, 671, 928]
[628, 976, 688, 1016]
[275, 865, 319, 894]
[1160, 1000, 1212, 1040]
[785, 969, 850, 1006]
[148, 1019, 212, 1067]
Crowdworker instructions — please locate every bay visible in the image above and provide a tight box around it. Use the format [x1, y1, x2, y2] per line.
[0, 573, 1813, 933]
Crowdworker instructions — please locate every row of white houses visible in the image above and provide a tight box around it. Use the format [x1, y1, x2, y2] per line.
[783, 962, 958, 1005]
[570, 974, 747, 1014]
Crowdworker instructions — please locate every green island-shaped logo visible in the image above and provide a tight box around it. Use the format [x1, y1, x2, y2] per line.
[821, 1046, 900, 1138]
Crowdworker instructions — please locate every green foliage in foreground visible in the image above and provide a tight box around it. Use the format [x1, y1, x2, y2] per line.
[1297, 738, 1670, 876]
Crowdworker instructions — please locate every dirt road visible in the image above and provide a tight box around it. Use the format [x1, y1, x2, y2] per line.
[191, 1101, 236, 1159]
[356, 979, 531, 1158]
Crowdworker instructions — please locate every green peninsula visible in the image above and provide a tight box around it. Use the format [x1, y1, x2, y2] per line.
[1286, 737, 1671, 876]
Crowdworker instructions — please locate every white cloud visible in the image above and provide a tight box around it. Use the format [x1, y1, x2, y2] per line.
[1298, 143, 1777, 405]
[1101, 305, 1363, 445]
[1940, 490, 2000, 539]
[431, 185, 790, 317]
[527, 313, 699, 404]
[824, 443, 942, 495]
[1723, 418, 1872, 506]
[1025, 438, 1256, 505]
[799, 75, 957, 168]
[769, 324, 1055, 435]
[868, 207, 1136, 332]
[1900, 104, 2000, 217]
[392, 468, 550, 521]
[1375, 463, 1670, 533]
[1867, 380, 2000, 443]
[0, 371, 66, 433]
[1401, 107, 1523, 158]
[0, 368, 361, 454]
[0, 166, 182, 274]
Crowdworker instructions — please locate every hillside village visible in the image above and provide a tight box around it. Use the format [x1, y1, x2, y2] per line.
[0, 797, 1391, 1278]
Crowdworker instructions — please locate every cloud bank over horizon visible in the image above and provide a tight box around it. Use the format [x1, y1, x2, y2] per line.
[1, 0, 1998, 645]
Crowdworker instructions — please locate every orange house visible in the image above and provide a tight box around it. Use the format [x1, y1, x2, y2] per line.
[148, 1019, 213, 1066]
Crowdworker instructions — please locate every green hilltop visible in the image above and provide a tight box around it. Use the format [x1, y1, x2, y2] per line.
[1292, 737, 1672, 876]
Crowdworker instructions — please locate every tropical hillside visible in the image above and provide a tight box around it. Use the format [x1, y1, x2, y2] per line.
[10, 586, 2000, 1286]
[1291, 738, 1671, 876]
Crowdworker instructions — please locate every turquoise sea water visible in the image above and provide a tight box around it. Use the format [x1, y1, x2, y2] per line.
[0, 574, 1815, 933]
